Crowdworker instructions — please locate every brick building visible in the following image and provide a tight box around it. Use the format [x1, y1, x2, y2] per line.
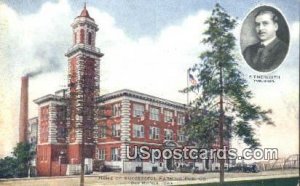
[34, 4, 102, 176]
[96, 89, 188, 173]
[32, 5, 229, 176]
[27, 117, 38, 176]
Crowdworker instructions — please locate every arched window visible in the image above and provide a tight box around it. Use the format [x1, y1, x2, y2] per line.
[73, 32, 77, 44]
[80, 29, 85, 43]
[88, 32, 92, 45]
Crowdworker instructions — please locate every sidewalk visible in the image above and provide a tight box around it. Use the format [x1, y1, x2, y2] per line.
[0, 169, 298, 186]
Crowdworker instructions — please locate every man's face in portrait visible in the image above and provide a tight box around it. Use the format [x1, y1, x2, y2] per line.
[255, 12, 278, 42]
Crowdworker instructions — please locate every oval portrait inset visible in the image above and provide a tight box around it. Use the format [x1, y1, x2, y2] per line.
[240, 6, 289, 72]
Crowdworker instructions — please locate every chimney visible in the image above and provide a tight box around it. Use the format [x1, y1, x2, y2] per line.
[19, 76, 29, 143]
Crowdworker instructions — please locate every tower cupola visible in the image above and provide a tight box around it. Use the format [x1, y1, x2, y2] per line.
[66, 3, 103, 57]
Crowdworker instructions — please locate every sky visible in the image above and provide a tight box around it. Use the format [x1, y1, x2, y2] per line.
[0, 0, 299, 159]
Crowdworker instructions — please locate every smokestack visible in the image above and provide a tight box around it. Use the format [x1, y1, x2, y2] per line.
[19, 76, 29, 143]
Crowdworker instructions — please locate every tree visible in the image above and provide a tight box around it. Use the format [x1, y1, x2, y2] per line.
[0, 156, 17, 178]
[183, 3, 273, 184]
[0, 142, 35, 178]
[13, 142, 35, 177]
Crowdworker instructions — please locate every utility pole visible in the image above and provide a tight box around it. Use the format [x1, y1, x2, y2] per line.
[80, 108, 85, 185]
[219, 62, 225, 185]
[80, 58, 86, 186]
[80, 123, 85, 186]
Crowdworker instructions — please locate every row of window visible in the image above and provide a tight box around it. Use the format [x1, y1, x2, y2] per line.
[96, 148, 231, 162]
[133, 104, 185, 124]
[109, 103, 185, 124]
[74, 29, 94, 45]
[40, 127, 93, 140]
[98, 124, 185, 142]
[133, 124, 185, 141]
[98, 125, 121, 138]
[96, 148, 120, 161]
[133, 125, 183, 141]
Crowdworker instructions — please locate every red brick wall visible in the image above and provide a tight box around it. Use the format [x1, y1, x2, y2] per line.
[68, 144, 95, 164]
[68, 144, 81, 164]
[50, 145, 67, 161]
[129, 101, 181, 144]
[69, 57, 77, 143]
[82, 57, 96, 144]
[96, 100, 186, 163]
[97, 100, 183, 145]
[36, 144, 51, 176]
[55, 105, 67, 143]
[50, 161, 67, 176]
[40, 106, 49, 143]
[97, 143, 121, 161]
[98, 101, 122, 143]
[37, 144, 68, 176]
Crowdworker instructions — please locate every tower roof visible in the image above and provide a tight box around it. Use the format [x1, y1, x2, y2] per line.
[77, 3, 94, 21]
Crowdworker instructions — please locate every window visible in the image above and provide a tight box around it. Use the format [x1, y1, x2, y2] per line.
[133, 124, 144, 138]
[111, 148, 120, 161]
[149, 127, 160, 140]
[56, 105, 66, 122]
[80, 29, 85, 43]
[30, 136, 37, 144]
[86, 129, 93, 139]
[112, 103, 121, 117]
[164, 129, 173, 140]
[97, 149, 106, 160]
[57, 127, 67, 138]
[150, 107, 159, 121]
[31, 124, 37, 135]
[177, 130, 185, 142]
[98, 125, 106, 138]
[133, 104, 144, 117]
[74, 32, 77, 44]
[164, 110, 173, 123]
[88, 32, 92, 45]
[178, 113, 185, 125]
[112, 124, 121, 137]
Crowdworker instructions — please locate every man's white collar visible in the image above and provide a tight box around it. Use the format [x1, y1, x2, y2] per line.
[261, 36, 277, 46]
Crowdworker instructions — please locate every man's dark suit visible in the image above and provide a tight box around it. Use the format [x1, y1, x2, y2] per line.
[243, 38, 288, 72]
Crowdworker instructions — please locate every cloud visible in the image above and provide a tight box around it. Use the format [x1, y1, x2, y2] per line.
[0, 0, 72, 156]
[0, 0, 298, 159]
[0, 0, 210, 157]
[92, 8, 210, 100]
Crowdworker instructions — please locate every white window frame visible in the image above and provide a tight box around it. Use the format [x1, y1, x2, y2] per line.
[149, 127, 160, 140]
[111, 148, 120, 161]
[150, 107, 160, 121]
[133, 104, 144, 117]
[99, 149, 106, 160]
[164, 110, 173, 123]
[177, 130, 185, 142]
[112, 103, 121, 117]
[112, 124, 121, 137]
[177, 113, 185, 125]
[133, 124, 144, 138]
[99, 125, 106, 138]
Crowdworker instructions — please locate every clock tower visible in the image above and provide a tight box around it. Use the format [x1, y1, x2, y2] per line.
[65, 4, 103, 164]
